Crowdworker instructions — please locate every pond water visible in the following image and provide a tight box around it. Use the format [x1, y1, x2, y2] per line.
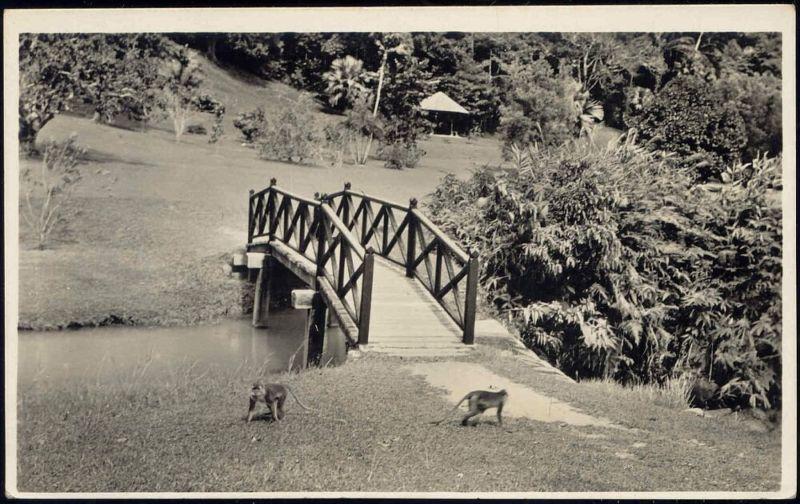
[17, 310, 347, 386]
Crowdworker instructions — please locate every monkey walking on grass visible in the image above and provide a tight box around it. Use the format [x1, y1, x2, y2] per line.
[432, 389, 509, 427]
[247, 382, 312, 423]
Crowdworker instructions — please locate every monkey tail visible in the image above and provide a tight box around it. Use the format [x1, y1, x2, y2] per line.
[431, 393, 472, 425]
[285, 386, 314, 411]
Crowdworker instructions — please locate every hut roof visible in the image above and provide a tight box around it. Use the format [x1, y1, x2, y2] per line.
[420, 92, 470, 114]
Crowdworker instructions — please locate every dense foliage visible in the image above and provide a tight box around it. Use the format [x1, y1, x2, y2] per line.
[428, 141, 782, 409]
[21, 32, 782, 170]
[625, 75, 748, 180]
[19, 34, 221, 148]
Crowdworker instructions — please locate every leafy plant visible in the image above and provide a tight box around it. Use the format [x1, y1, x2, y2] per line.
[322, 55, 371, 109]
[160, 46, 208, 142]
[377, 142, 425, 169]
[343, 93, 384, 165]
[498, 59, 575, 155]
[625, 75, 748, 180]
[233, 107, 267, 144]
[20, 136, 86, 249]
[427, 141, 782, 409]
[255, 94, 324, 164]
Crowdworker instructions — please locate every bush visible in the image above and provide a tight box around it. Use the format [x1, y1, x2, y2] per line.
[256, 95, 323, 164]
[625, 75, 748, 181]
[233, 107, 267, 144]
[427, 142, 782, 409]
[185, 124, 207, 135]
[320, 123, 348, 169]
[717, 73, 782, 161]
[20, 136, 86, 249]
[498, 59, 575, 155]
[377, 142, 425, 169]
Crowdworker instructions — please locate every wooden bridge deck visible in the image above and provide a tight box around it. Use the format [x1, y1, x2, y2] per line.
[366, 258, 472, 357]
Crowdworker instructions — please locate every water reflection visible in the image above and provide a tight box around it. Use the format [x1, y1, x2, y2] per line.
[18, 310, 347, 386]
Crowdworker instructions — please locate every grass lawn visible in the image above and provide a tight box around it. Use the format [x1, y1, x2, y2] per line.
[16, 345, 781, 493]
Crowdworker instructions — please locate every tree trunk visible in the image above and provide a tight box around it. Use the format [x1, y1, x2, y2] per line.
[361, 50, 389, 165]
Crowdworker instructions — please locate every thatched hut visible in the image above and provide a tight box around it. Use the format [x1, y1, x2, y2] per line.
[420, 91, 471, 137]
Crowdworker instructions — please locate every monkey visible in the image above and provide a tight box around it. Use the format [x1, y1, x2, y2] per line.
[432, 389, 508, 427]
[247, 382, 312, 423]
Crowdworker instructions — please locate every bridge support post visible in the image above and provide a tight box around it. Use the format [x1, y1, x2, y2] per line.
[252, 254, 273, 328]
[306, 292, 327, 366]
[405, 198, 418, 278]
[462, 250, 479, 345]
[357, 248, 375, 345]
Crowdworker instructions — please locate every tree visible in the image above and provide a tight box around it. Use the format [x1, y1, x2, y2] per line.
[19, 35, 86, 149]
[322, 55, 371, 109]
[498, 59, 575, 152]
[377, 56, 436, 145]
[160, 45, 206, 142]
[717, 73, 782, 161]
[626, 75, 748, 180]
[370, 33, 413, 117]
[344, 92, 384, 165]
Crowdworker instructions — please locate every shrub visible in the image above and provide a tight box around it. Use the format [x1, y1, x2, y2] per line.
[343, 93, 384, 165]
[320, 123, 348, 169]
[498, 59, 575, 156]
[233, 107, 267, 144]
[717, 73, 782, 161]
[427, 142, 782, 409]
[185, 124, 207, 135]
[255, 95, 323, 164]
[377, 142, 425, 169]
[20, 136, 86, 249]
[625, 75, 748, 181]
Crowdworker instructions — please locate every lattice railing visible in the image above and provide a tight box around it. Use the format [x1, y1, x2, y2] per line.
[324, 183, 478, 344]
[249, 179, 374, 344]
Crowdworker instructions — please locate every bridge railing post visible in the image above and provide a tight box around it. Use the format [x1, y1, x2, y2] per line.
[313, 202, 326, 276]
[462, 250, 479, 345]
[248, 189, 255, 244]
[405, 198, 417, 278]
[267, 178, 277, 238]
[358, 247, 375, 345]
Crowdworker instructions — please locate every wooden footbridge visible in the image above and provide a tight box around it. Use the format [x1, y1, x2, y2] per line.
[246, 179, 479, 359]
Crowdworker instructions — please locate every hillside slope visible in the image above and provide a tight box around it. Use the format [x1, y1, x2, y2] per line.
[18, 52, 504, 330]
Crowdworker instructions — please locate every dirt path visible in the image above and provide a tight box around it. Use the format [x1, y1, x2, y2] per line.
[405, 361, 622, 429]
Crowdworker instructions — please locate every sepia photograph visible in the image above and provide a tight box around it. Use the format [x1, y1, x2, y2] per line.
[3, 5, 796, 498]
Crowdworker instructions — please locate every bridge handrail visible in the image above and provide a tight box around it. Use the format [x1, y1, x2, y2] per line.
[319, 203, 366, 259]
[323, 184, 478, 344]
[248, 180, 374, 345]
[410, 208, 470, 264]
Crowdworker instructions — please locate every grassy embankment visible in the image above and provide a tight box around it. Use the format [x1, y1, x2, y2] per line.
[16, 346, 781, 493]
[17, 55, 502, 330]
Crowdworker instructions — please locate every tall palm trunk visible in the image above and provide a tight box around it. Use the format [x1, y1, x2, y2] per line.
[363, 50, 389, 165]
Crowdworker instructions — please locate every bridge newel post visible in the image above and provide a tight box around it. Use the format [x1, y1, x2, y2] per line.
[405, 198, 418, 278]
[307, 292, 327, 366]
[358, 247, 375, 346]
[313, 204, 326, 278]
[248, 189, 255, 244]
[252, 255, 273, 328]
[462, 249, 480, 345]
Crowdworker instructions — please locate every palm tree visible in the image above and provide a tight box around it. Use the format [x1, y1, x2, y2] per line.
[323, 55, 370, 108]
[568, 80, 605, 143]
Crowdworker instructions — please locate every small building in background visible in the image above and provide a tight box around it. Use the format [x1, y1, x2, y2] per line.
[420, 91, 471, 137]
